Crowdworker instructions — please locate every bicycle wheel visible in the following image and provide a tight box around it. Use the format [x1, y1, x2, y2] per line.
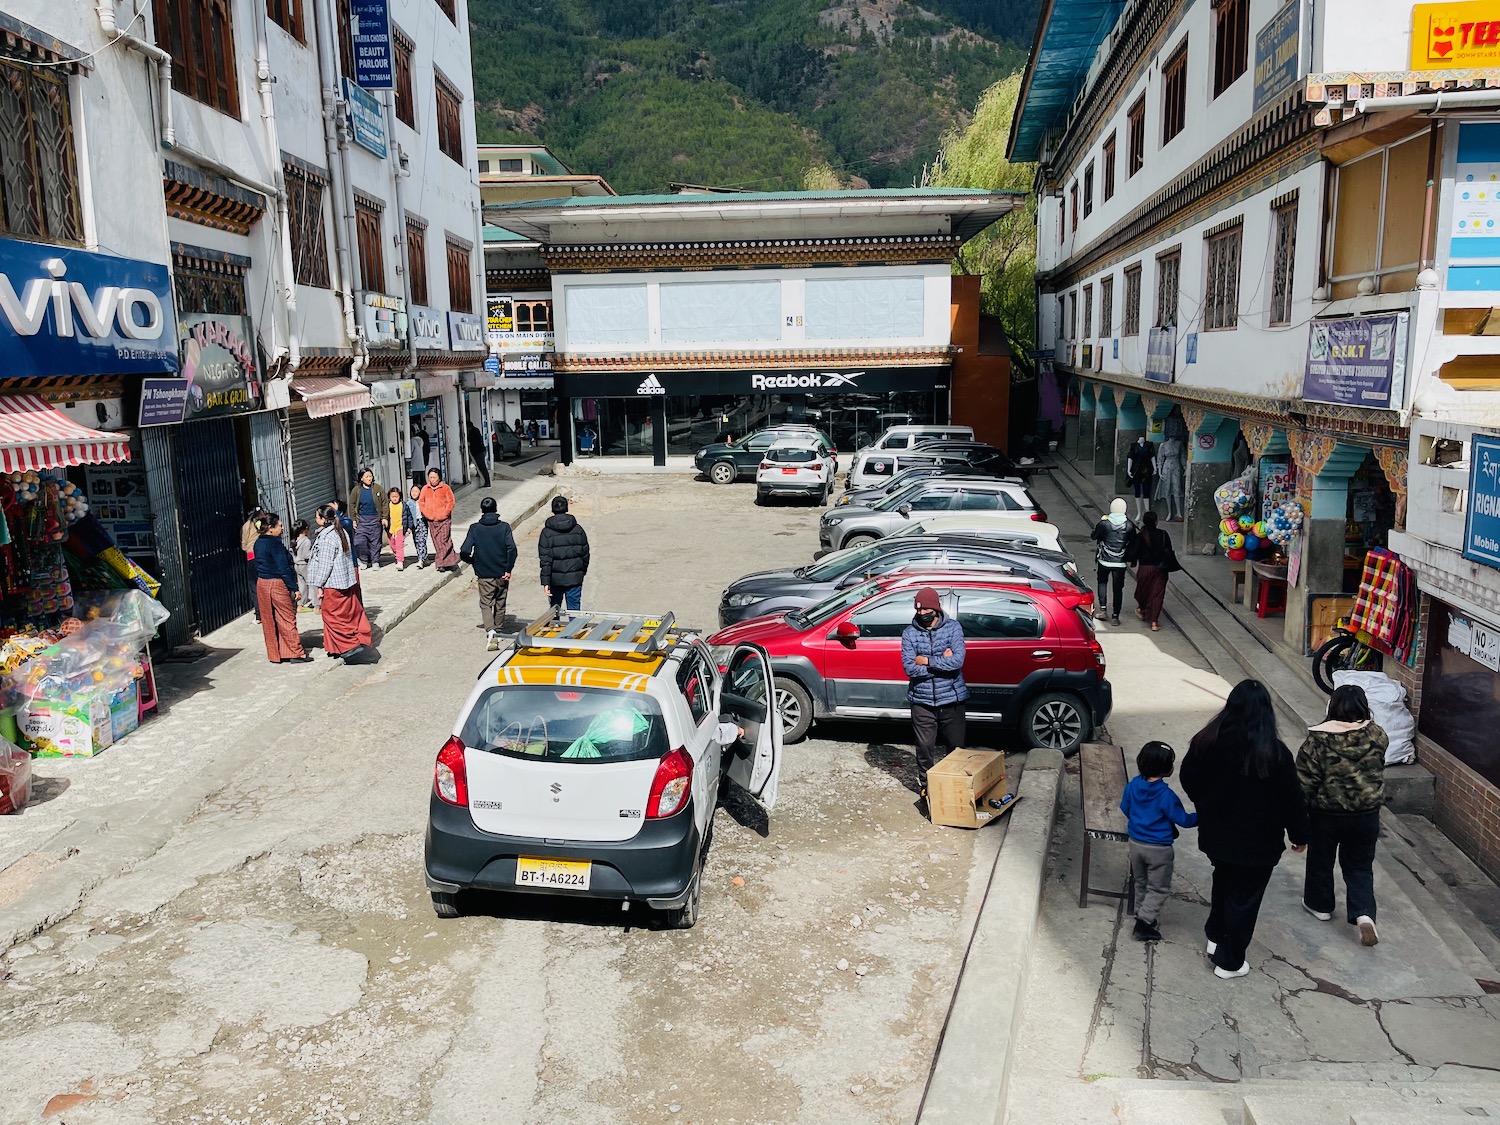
[1312, 634, 1359, 695]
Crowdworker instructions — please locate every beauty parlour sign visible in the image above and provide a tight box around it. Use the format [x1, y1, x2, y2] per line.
[1411, 1, 1500, 68]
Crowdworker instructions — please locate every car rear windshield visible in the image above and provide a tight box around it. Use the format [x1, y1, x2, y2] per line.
[461, 686, 669, 764]
[804, 542, 884, 581]
[766, 447, 819, 463]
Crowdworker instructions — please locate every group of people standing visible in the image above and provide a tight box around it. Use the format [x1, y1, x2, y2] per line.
[1120, 679, 1391, 978]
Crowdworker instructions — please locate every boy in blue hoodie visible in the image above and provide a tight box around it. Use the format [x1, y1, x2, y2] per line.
[1120, 740, 1198, 941]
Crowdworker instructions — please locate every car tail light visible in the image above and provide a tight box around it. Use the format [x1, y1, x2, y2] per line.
[1030, 510, 1048, 522]
[434, 736, 468, 806]
[1048, 581, 1092, 610]
[1089, 637, 1106, 672]
[646, 748, 693, 818]
[809, 462, 822, 472]
[759, 461, 774, 471]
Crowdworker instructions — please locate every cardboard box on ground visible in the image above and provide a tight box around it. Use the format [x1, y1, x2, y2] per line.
[928, 748, 1018, 829]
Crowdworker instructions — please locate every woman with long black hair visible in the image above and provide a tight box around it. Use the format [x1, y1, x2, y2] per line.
[307, 503, 372, 660]
[251, 512, 311, 665]
[1180, 680, 1309, 979]
[1129, 511, 1175, 632]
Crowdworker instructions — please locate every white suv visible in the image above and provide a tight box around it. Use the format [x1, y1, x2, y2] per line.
[425, 609, 783, 928]
[756, 440, 834, 505]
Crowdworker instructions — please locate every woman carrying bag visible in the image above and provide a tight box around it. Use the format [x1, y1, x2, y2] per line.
[308, 503, 373, 661]
[1129, 511, 1179, 632]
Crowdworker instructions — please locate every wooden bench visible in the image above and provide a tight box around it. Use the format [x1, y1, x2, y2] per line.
[1078, 741, 1135, 910]
[1230, 562, 1247, 604]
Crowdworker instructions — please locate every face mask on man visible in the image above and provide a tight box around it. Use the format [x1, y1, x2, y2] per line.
[916, 609, 939, 627]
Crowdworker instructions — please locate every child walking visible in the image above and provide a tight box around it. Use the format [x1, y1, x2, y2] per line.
[387, 486, 421, 570]
[408, 483, 430, 567]
[1120, 740, 1199, 941]
[291, 519, 318, 610]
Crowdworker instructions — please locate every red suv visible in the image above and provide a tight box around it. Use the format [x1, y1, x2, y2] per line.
[708, 573, 1111, 754]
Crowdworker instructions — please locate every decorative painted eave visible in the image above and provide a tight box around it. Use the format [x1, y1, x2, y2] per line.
[164, 161, 267, 236]
[542, 235, 965, 273]
[1305, 71, 1500, 126]
[553, 345, 956, 374]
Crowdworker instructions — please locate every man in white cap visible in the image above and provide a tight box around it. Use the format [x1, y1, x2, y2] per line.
[1090, 498, 1137, 624]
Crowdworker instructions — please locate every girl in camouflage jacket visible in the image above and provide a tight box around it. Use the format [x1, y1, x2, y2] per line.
[1296, 685, 1389, 947]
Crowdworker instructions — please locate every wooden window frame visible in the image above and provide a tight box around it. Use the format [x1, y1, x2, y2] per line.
[1203, 223, 1243, 331]
[394, 29, 415, 128]
[435, 73, 464, 164]
[1270, 201, 1298, 326]
[1070, 183, 1078, 233]
[1155, 250, 1181, 330]
[266, 0, 305, 41]
[1082, 284, 1093, 339]
[1067, 291, 1078, 339]
[355, 198, 385, 294]
[1327, 132, 1433, 298]
[1100, 275, 1114, 338]
[336, 0, 354, 82]
[0, 59, 84, 244]
[515, 300, 553, 333]
[1123, 264, 1142, 337]
[1213, 0, 1251, 99]
[1161, 42, 1188, 146]
[435, 0, 456, 23]
[1058, 198, 1065, 245]
[405, 216, 429, 307]
[445, 237, 473, 313]
[1127, 97, 1146, 178]
[1082, 162, 1094, 219]
[285, 163, 331, 289]
[163, 0, 241, 118]
[1102, 134, 1116, 203]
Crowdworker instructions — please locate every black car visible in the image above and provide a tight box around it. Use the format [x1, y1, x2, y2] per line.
[910, 440, 1023, 475]
[847, 443, 1017, 490]
[718, 534, 1087, 626]
[838, 466, 1020, 509]
[694, 426, 836, 485]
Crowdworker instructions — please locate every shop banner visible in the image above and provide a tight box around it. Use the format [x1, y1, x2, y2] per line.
[1464, 432, 1500, 569]
[1258, 457, 1294, 525]
[1410, 1, 1500, 68]
[1145, 326, 1175, 383]
[504, 354, 554, 377]
[344, 79, 386, 157]
[349, 0, 394, 89]
[1253, 0, 1301, 113]
[410, 304, 447, 350]
[563, 366, 947, 398]
[1449, 123, 1500, 290]
[447, 311, 485, 352]
[178, 313, 262, 419]
[1304, 314, 1407, 408]
[370, 379, 416, 405]
[85, 463, 155, 556]
[361, 292, 406, 347]
[138, 379, 190, 426]
[0, 237, 178, 378]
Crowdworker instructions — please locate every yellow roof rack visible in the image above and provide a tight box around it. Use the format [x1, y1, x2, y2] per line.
[519, 608, 681, 655]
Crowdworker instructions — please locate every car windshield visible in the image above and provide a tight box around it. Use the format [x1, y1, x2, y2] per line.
[803, 542, 884, 582]
[461, 686, 670, 764]
[789, 579, 881, 628]
[872, 483, 931, 511]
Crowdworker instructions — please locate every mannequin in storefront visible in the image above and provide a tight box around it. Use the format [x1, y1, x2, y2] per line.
[1158, 434, 1186, 522]
[409, 423, 430, 489]
[1126, 435, 1157, 521]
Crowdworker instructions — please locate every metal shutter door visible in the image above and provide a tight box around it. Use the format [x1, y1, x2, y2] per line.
[249, 410, 292, 518]
[174, 417, 255, 636]
[289, 412, 338, 522]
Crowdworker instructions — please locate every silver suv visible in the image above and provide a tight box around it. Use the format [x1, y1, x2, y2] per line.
[818, 478, 1041, 552]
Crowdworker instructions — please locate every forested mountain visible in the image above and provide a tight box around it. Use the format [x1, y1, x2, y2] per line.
[467, 0, 1039, 194]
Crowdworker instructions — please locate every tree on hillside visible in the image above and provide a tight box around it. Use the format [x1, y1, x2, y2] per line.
[922, 73, 1037, 378]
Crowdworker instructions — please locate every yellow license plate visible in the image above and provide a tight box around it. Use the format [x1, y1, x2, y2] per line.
[515, 857, 592, 891]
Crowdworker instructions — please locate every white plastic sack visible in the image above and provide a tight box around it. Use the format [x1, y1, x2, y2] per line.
[1331, 669, 1416, 764]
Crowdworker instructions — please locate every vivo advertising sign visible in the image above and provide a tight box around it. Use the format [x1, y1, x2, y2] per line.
[0, 237, 178, 377]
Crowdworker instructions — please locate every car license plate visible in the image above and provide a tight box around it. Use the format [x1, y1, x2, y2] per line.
[782, 467, 798, 475]
[516, 857, 592, 890]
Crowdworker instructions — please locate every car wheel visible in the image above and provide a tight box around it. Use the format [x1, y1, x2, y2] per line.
[841, 533, 878, 549]
[1020, 692, 1090, 756]
[755, 488, 768, 505]
[666, 828, 711, 930]
[773, 676, 814, 743]
[709, 461, 736, 485]
[431, 891, 461, 918]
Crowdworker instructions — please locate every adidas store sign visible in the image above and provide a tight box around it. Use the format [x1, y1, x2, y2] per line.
[635, 374, 666, 395]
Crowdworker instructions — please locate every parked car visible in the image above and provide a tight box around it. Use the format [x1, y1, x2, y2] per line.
[860, 423, 974, 452]
[845, 443, 1017, 492]
[695, 426, 837, 485]
[839, 467, 1022, 509]
[708, 573, 1111, 753]
[756, 441, 835, 505]
[492, 426, 523, 461]
[424, 608, 782, 928]
[885, 514, 1068, 555]
[818, 478, 1045, 552]
[719, 533, 1089, 626]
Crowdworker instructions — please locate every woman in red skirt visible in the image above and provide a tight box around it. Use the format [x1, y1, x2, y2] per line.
[252, 512, 312, 664]
[308, 503, 373, 660]
[1129, 511, 1176, 632]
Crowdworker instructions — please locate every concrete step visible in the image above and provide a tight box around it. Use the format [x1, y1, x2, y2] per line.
[1352, 1112, 1500, 1125]
[1390, 812, 1500, 975]
[1107, 1078, 1500, 1125]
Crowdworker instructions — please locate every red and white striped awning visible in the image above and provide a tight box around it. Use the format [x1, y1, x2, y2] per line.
[292, 376, 372, 419]
[0, 394, 131, 472]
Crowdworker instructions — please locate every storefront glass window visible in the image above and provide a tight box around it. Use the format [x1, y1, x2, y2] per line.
[573, 398, 654, 458]
[1420, 603, 1500, 787]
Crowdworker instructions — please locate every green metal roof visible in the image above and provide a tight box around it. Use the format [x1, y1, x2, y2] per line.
[489, 187, 1019, 211]
[482, 224, 532, 244]
[1009, 0, 1127, 163]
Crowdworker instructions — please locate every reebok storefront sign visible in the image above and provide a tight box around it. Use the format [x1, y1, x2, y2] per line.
[750, 372, 862, 390]
[635, 374, 666, 395]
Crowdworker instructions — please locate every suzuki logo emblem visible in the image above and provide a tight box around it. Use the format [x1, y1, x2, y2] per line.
[550, 782, 562, 794]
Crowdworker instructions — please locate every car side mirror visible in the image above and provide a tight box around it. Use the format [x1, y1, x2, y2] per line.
[898, 503, 912, 517]
[836, 573, 862, 589]
[834, 621, 860, 641]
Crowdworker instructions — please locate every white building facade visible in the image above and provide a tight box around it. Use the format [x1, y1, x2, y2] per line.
[1, 0, 485, 640]
[1015, 0, 1500, 879]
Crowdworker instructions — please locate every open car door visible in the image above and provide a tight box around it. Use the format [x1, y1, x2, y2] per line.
[720, 643, 783, 812]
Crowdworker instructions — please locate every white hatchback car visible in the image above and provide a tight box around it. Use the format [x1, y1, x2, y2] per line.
[755, 441, 834, 505]
[425, 609, 782, 928]
[885, 513, 1068, 554]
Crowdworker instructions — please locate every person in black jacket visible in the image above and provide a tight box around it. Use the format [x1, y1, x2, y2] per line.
[460, 496, 518, 649]
[1180, 679, 1309, 980]
[539, 495, 590, 612]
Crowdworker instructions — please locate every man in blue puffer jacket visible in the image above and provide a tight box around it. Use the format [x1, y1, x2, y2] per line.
[901, 586, 969, 803]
